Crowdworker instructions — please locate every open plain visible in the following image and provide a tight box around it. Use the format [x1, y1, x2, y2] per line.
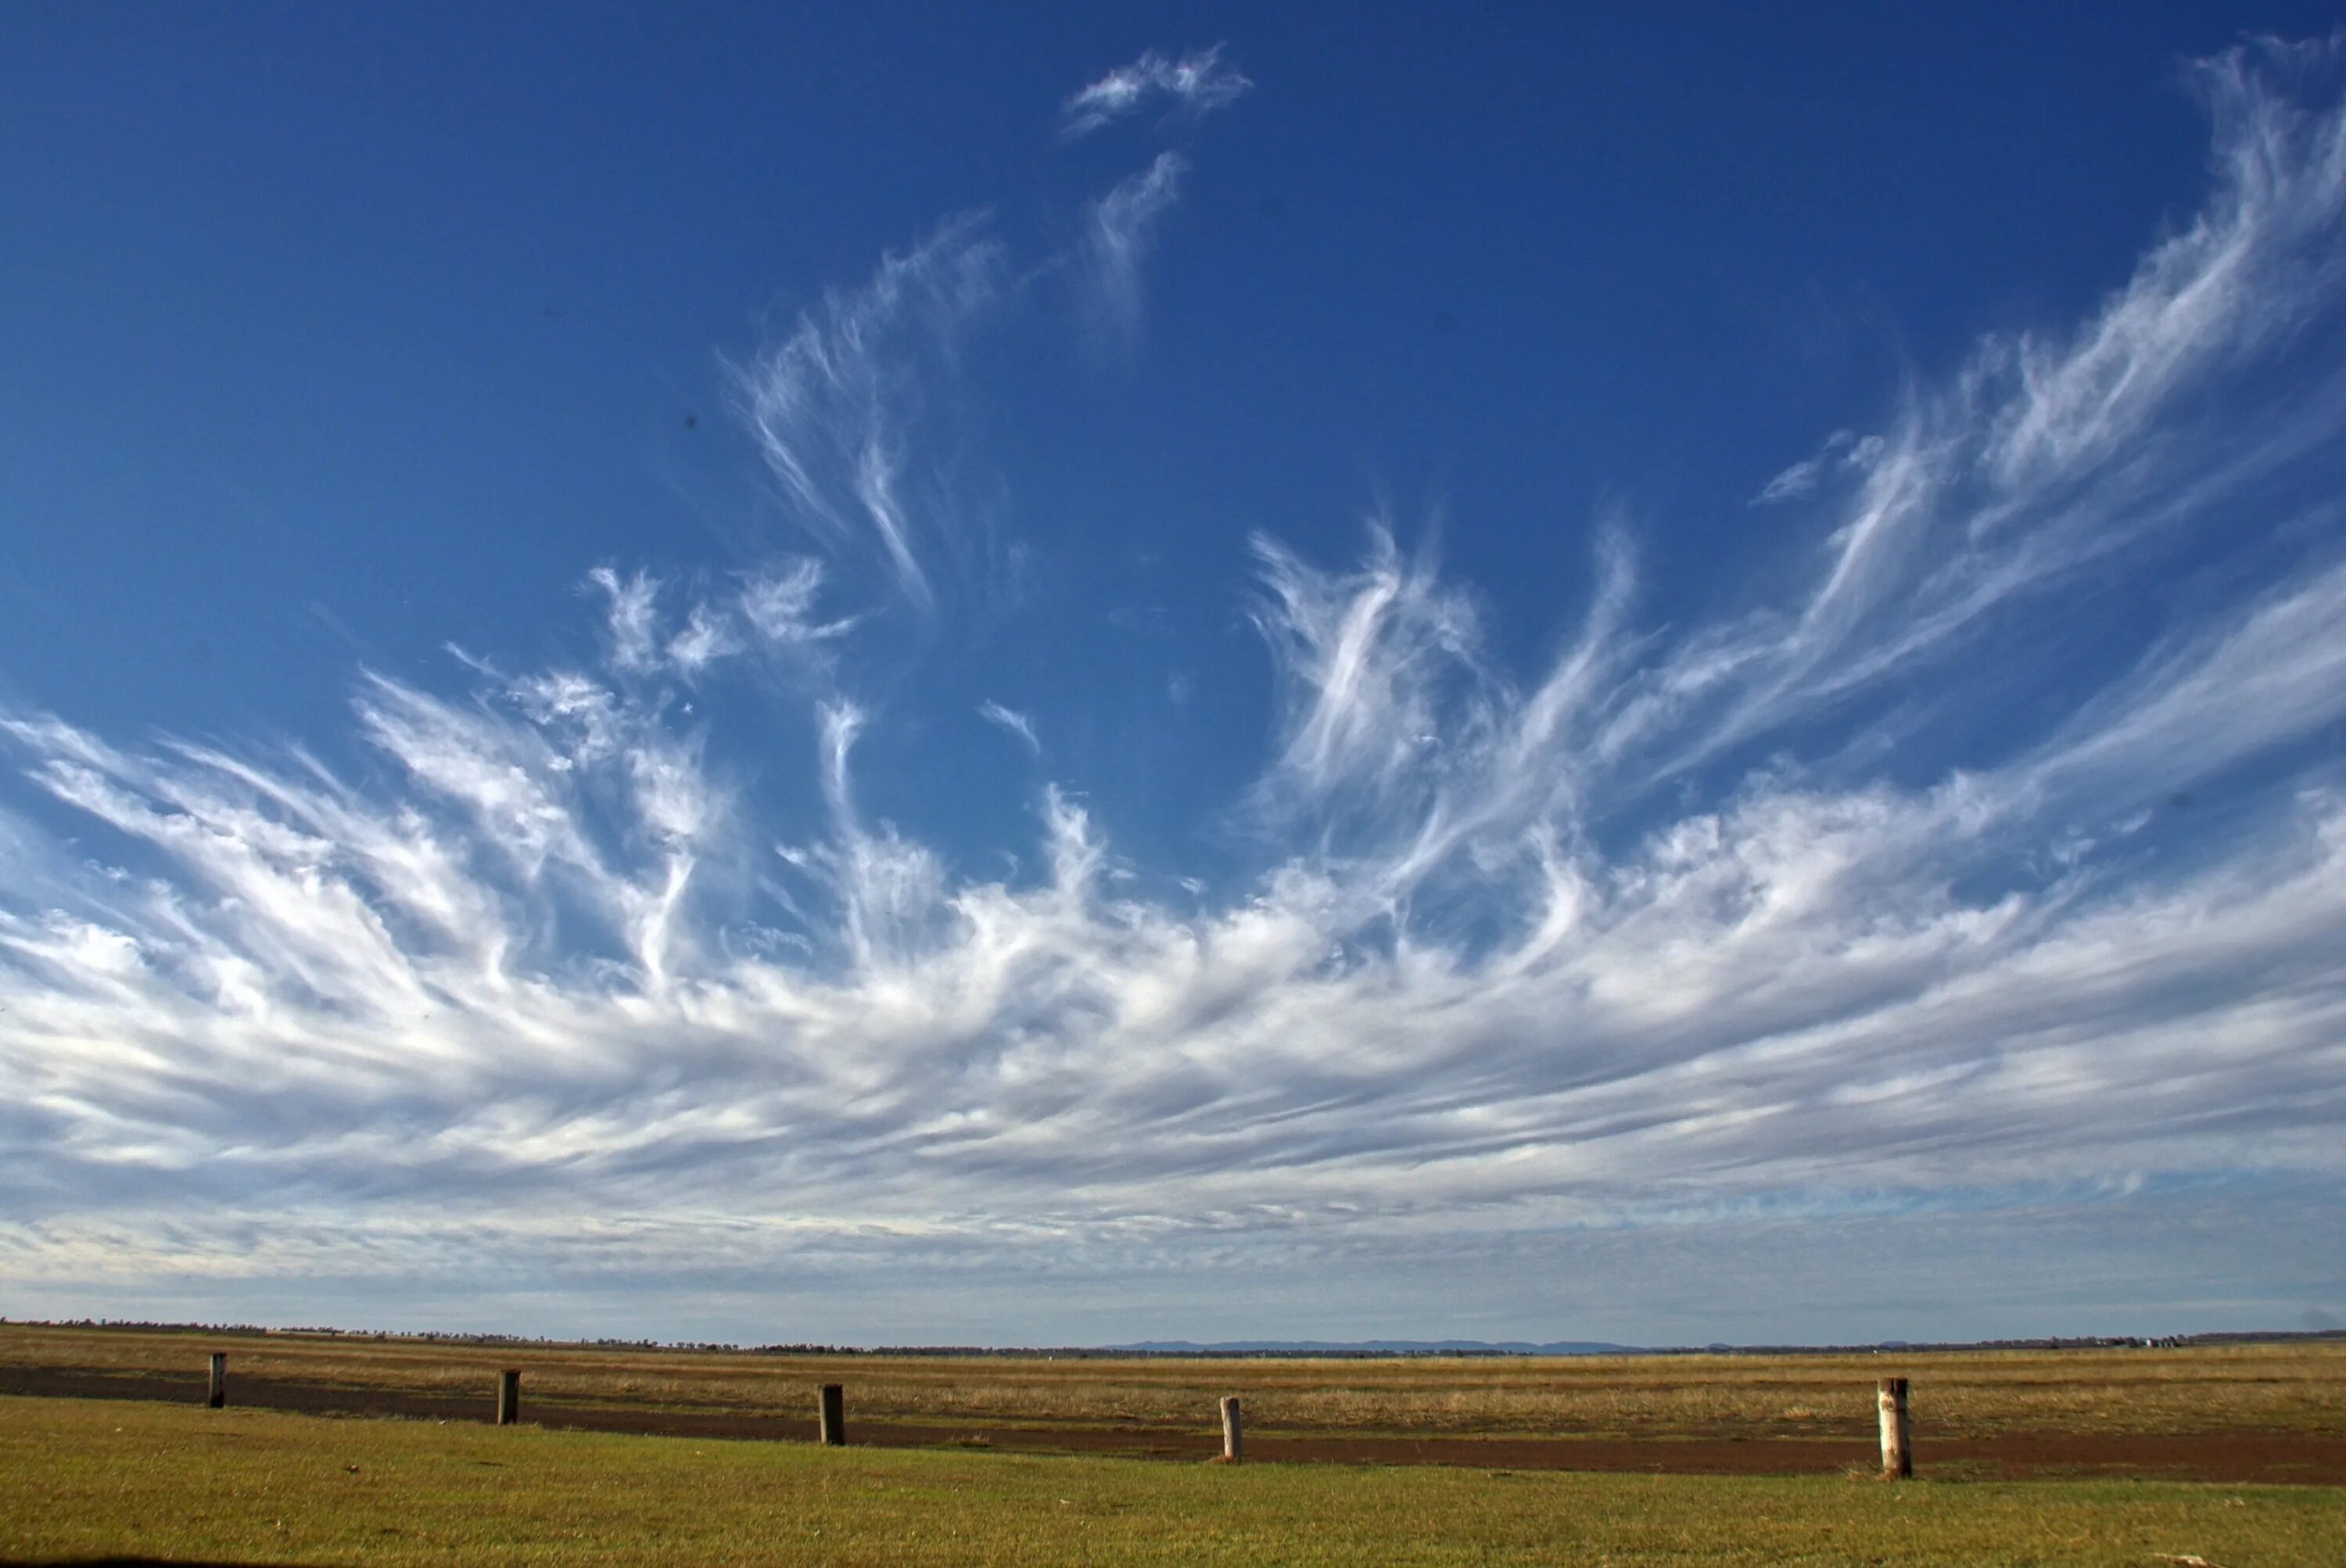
[5, 1324, 2343, 1483]
[3, 1392, 2342, 1567]
[5, 1326, 2346, 1566]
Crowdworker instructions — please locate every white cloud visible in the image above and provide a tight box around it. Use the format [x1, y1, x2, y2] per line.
[3, 37, 2345, 1341]
[1062, 45, 1252, 139]
[738, 558, 862, 650]
[1078, 152, 1186, 348]
[1641, 34, 2346, 783]
[576, 561, 859, 684]
[1751, 429, 1859, 504]
[978, 701, 1041, 755]
[731, 52, 1244, 610]
[665, 605, 740, 673]
[589, 566, 662, 673]
[733, 215, 1004, 612]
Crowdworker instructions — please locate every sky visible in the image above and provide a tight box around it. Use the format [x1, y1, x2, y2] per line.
[3, 4, 2345, 1347]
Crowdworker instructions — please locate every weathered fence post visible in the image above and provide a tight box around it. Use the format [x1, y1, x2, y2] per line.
[1219, 1395, 1243, 1463]
[206, 1352, 226, 1409]
[1877, 1376, 1910, 1479]
[818, 1383, 845, 1446]
[496, 1369, 521, 1426]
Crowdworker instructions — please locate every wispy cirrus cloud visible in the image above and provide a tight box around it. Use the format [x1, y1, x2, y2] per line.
[1752, 429, 1877, 504]
[732, 51, 1245, 616]
[1634, 34, 2346, 786]
[1078, 151, 1187, 349]
[978, 700, 1041, 755]
[1062, 45, 1252, 139]
[586, 559, 859, 680]
[3, 38, 2345, 1341]
[733, 214, 1004, 612]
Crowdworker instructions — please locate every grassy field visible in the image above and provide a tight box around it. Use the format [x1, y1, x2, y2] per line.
[3, 1394, 2341, 1566]
[8, 1323, 2342, 1441]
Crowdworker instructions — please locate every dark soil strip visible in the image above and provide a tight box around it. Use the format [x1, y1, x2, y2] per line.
[6, 1365, 2341, 1484]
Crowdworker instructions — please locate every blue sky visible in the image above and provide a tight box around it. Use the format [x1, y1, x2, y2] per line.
[4, 5, 2344, 1346]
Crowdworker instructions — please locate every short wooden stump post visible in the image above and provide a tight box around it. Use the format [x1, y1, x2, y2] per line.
[206, 1352, 226, 1409]
[819, 1383, 845, 1447]
[1219, 1395, 1243, 1463]
[496, 1369, 521, 1426]
[1878, 1376, 1910, 1479]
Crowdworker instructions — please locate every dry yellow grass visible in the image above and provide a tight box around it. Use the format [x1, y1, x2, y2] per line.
[6, 1322, 2340, 1440]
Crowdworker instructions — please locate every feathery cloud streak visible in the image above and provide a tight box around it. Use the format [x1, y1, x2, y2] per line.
[734, 216, 1003, 612]
[3, 38, 2345, 1335]
[1062, 45, 1252, 138]
[1079, 151, 1187, 348]
[978, 701, 1042, 755]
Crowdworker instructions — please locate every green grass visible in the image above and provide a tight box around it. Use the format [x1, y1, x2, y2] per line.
[3, 1396, 2341, 1566]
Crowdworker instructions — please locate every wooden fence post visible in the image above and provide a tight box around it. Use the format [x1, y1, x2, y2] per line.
[819, 1383, 845, 1446]
[1219, 1395, 1243, 1463]
[1877, 1376, 1910, 1479]
[206, 1352, 226, 1409]
[497, 1369, 521, 1426]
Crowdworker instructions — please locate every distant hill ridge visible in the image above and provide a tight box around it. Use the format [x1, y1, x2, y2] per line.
[17, 1319, 2343, 1356]
[1105, 1339, 1641, 1356]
